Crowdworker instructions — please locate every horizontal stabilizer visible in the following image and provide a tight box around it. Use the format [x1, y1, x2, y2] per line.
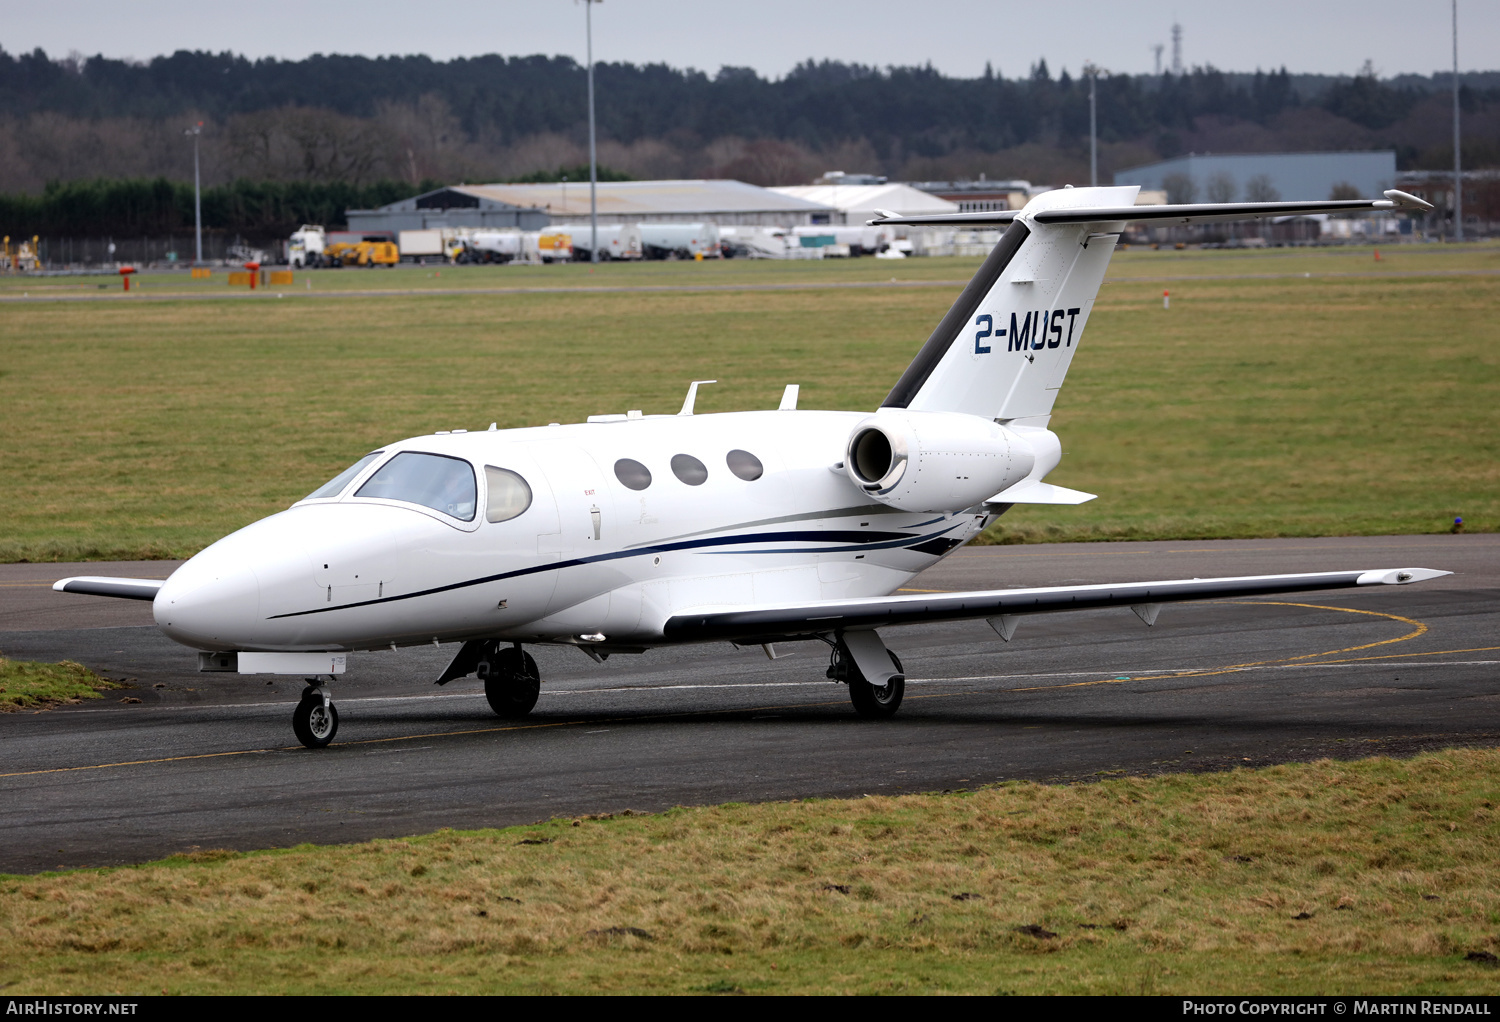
[663, 568, 1451, 644]
[869, 210, 1020, 227]
[870, 190, 1433, 229]
[987, 481, 1097, 505]
[52, 576, 164, 601]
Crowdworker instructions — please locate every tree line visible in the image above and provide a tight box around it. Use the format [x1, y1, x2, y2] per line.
[0, 46, 1495, 204]
[2, 44, 1494, 165]
[0, 178, 446, 237]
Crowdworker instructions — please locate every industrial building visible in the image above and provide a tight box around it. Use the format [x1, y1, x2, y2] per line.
[1114, 151, 1398, 203]
[347, 180, 832, 234]
[907, 179, 1036, 213]
[769, 181, 960, 224]
[345, 188, 550, 234]
[1392, 169, 1499, 235]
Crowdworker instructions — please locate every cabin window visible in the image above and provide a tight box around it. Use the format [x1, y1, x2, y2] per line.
[305, 451, 384, 500]
[670, 453, 708, 486]
[726, 449, 764, 481]
[614, 458, 652, 491]
[485, 466, 533, 523]
[355, 452, 477, 521]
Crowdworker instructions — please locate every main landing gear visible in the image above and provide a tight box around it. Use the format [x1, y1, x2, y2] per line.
[434, 638, 542, 718]
[293, 679, 339, 748]
[477, 642, 541, 718]
[826, 631, 905, 719]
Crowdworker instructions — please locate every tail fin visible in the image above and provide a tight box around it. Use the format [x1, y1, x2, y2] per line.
[881, 185, 1137, 426]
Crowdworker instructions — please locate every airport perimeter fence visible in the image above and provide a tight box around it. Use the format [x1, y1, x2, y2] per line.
[13, 234, 285, 270]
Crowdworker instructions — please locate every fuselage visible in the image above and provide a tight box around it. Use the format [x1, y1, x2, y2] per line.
[153, 409, 998, 654]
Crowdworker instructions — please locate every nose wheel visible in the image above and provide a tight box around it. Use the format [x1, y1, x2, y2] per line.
[293, 681, 339, 748]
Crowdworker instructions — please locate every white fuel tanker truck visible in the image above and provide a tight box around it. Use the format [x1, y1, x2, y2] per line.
[638, 222, 720, 260]
[456, 230, 524, 264]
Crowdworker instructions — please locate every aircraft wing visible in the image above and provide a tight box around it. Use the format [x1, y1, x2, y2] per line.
[661, 567, 1449, 644]
[52, 576, 164, 601]
[869, 189, 1434, 228]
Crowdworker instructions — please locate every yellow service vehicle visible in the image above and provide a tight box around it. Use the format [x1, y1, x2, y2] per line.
[323, 240, 399, 268]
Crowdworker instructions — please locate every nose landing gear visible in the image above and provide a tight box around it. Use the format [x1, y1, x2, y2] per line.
[293, 679, 339, 748]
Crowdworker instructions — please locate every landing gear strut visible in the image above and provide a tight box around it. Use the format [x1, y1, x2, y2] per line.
[478, 642, 541, 718]
[293, 679, 339, 748]
[827, 633, 905, 719]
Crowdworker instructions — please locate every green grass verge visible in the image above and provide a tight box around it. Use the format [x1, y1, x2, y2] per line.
[0, 656, 122, 711]
[2, 239, 1492, 294]
[0, 244, 1496, 561]
[3, 748, 1497, 994]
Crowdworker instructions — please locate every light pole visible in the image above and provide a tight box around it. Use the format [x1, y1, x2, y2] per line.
[185, 121, 203, 264]
[583, 0, 602, 263]
[1085, 63, 1098, 187]
[1452, 0, 1463, 241]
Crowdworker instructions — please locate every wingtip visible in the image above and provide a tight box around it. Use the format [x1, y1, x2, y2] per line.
[1355, 567, 1452, 585]
[1384, 188, 1436, 213]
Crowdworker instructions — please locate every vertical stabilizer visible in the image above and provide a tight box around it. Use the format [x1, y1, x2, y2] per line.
[882, 185, 1136, 424]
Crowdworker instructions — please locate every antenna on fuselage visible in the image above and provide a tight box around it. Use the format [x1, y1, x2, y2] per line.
[679, 380, 717, 415]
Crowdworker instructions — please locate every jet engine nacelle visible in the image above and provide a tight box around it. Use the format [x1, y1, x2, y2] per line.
[844, 409, 1038, 512]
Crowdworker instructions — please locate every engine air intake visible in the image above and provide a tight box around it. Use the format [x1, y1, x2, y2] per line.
[849, 427, 901, 490]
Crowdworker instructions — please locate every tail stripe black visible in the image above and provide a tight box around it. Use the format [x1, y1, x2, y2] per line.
[881, 219, 1030, 409]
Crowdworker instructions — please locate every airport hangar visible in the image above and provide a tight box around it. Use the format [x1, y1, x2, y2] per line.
[345, 179, 839, 234]
[770, 181, 960, 224]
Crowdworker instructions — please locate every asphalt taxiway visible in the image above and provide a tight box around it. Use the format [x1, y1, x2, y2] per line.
[1, 534, 1495, 874]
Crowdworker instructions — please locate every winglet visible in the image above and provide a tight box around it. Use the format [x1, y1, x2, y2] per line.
[1384, 189, 1436, 212]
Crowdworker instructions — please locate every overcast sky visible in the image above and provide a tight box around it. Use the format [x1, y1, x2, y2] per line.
[2, 1, 1493, 80]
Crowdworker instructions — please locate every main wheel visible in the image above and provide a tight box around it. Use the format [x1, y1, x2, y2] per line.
[848, 650, 905, 719]
[293, 695, 339, 748]
[482, 646, 541, 718]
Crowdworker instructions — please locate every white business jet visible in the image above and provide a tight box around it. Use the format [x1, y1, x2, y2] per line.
[57, 185, 1448, 748]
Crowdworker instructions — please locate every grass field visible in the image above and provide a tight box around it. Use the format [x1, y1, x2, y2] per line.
[1, 242, 1496, 561]
[3, 246, 1496, 996]
[3, 748, 1496, 995]
[0, 657, 119, 711]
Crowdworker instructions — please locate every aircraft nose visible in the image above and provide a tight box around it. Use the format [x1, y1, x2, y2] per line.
[154, 546, 262, 650]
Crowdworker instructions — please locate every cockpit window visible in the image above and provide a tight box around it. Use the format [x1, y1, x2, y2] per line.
[305, 451, 384, 500]
[355, 452, 477, 521]
[485, 466, 533, 523]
